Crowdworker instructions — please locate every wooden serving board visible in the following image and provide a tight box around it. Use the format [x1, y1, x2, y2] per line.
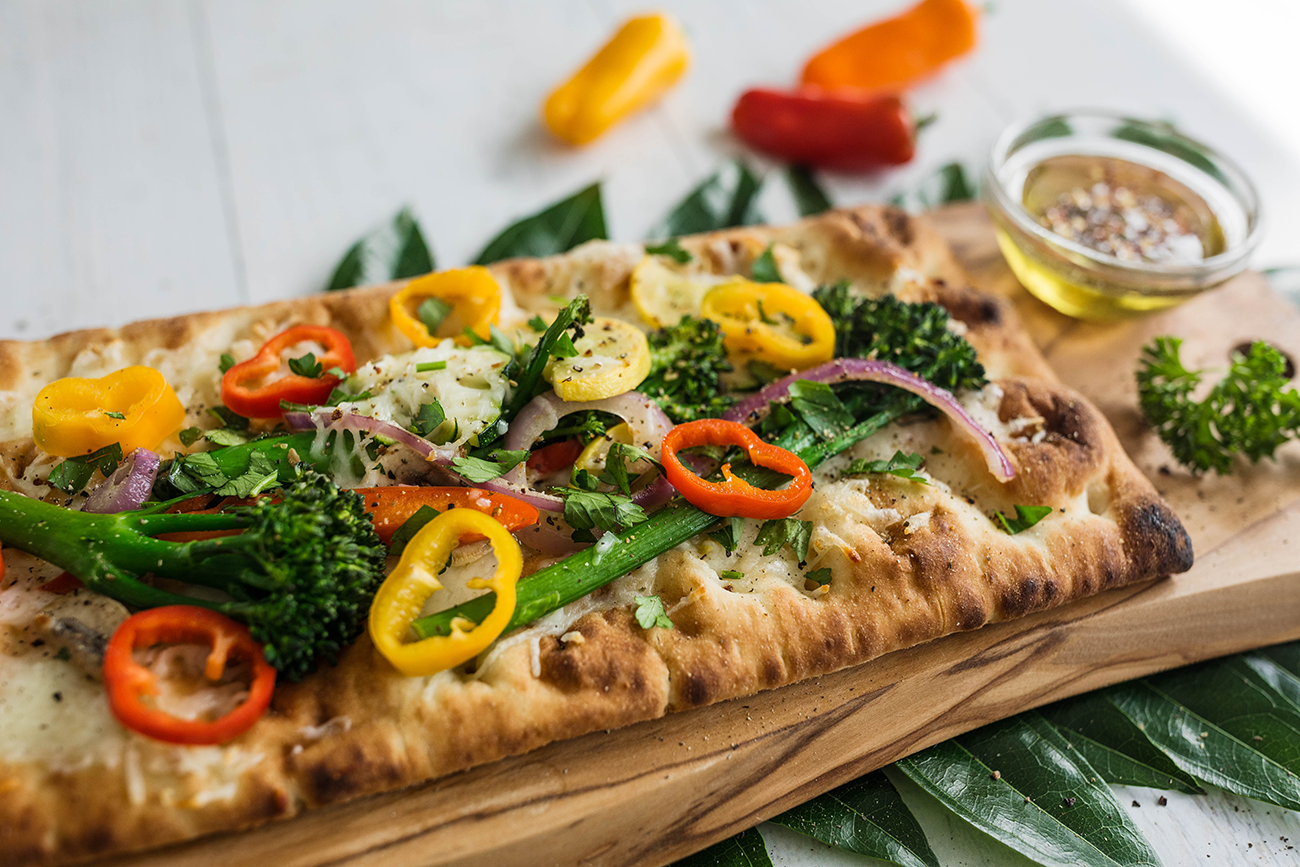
[101, 203, 1300, 867]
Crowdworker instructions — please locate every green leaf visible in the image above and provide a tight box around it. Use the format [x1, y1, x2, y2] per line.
[754, 518, 812, 561]
[788, 380, 855, 441]
[1039, 691, 1203, 794]
[633, 594, 673, 630]
[599, 441, 661, 496]
[213, 450, 279, 498]
[409, 400, 446, 439]
[804, 567, 833, 587]
[671, 827, 771, 867]
[326, 206, 435, 291]
[936, 162, 976, 203]
[709, 516, 745, 554]
[178, 427, 203, 448]
[474, 183, 607, 265]
[103, 410, 126, 420]
[652, 162, 763, 238]
[785, 165, 833, 217]
[204, 428, 250, 448]
[208, 406, 250, 432]
[645, 239, 693, 263]
[560, 489, 647, 535]
[898, 714, 1161, 867]
[218, 352, 236, 374]
[450, 449, 529, 483]
[417, 297, 454, 336]
[388, 505, 441, 556]
[751, 244, 782, 283]
[995, 504, 1053, 534]
[1256, 640, 1300, 683]
[771, 769, 938, 867]
[287, 352, 323, 379]
[719, 570, 744, 581]
[1108, 677, 1300, 810]
[47, 443, 124, 495]
[844, 451, 931, 486]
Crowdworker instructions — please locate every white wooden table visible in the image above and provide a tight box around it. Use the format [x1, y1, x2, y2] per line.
[3, 1, 1300, 863]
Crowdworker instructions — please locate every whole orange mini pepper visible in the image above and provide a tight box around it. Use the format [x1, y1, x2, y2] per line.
[544, 13, 690, 145]
[801, 0, 978, 94]
[32, 366, 186, 457]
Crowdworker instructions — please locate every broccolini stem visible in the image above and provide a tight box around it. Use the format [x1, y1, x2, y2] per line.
[410, 403, 907, 639]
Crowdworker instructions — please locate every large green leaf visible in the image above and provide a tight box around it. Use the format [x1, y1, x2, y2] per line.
[672, 827, 772, 867]
[898, 714, 1161, 867]
[1243, 648, 1300, 710]
[1259, 640, 1300, 679]
[651, 161, 763, 238]
[473, 183, 607, 265]
[1040, 692, 1203, 794]
[325, 206, 434, 291]
[1108, 678, 1300, 810]
[785, 165, 833, 217]
[771, 769, 938, 867]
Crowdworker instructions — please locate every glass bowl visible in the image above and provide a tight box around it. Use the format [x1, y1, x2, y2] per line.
[983, 111, 1262, 320]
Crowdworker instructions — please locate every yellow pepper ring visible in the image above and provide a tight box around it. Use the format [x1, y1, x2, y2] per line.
[368, 509, 522, 677]
[700, 279, 836, 371]
[32, 366, 186, 457]
[390, 266, 502, 348]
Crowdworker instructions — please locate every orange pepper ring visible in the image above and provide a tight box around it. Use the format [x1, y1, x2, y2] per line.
[660, 419, 813, 520]
[102, 606, 276, 746]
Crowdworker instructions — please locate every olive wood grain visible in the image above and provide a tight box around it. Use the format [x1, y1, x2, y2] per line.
[97, 203, 1300, 867]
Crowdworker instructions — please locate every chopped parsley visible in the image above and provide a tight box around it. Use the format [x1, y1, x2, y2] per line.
[788, 380, 854, 440]
[103, 411, 125, 420]
[633, 595, 674, 630]
[844, 450, 930, 485]
[995, 505, 1053, 535]
[709, 516, 745, 554]
[559, 489, 646, 538]
[751, 243, 782, 283]
[47, 444, 123, 495]
[409, 400, 446, 438]
[451, 449, 530, 483]
[178, 427, 203, 447]
[805, 567, 833, 586]
[644, 239, 692, 264]
[288, 352, 323, 379]
[218, 353, 236, 374]
[754, 517, 813, 561]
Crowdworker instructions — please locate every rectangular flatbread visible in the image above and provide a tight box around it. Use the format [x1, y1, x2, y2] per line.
[0, 206, 1191, 865]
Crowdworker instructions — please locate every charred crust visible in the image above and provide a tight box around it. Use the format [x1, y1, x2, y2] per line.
[1000, 378, 1106, 500]
[883, 207, 915, 246]
[1118, 499, 1195, 577]
[304, 740, 406, 806]
[934, 281, 1005, 328]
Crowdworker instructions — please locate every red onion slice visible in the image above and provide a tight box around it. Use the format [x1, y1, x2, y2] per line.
[283, 409, 458, 464]
[84, 448, 160, 513]
[723, 359, 1015, 482]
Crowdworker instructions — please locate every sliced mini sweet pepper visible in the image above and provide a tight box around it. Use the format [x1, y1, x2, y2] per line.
[661, 419, 813, 520]
[356, 486, 540, 545]
[369, 508, 522, 677]
[102, 605, 276, 745]
[33, 366, 186, 457]
[801, 0, 978, 93]
[390, 267, 501, 347]
[731, 88, 915, 172]
[543, 13, 690, 145]
[699, 279, 835, 372]
[220, 325, 356, 419]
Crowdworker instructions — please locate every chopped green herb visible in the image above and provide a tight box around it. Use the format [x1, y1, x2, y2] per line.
[527, 315, 549, 332]
[644, 239, 693, 263]
[212, 451, 281, 498]
[451, 449, 530, 483]
[598, 441, 661, 496]
[179, 452, 231, 490]
[559, 489, 647, 536]
[844, 450, 929, 485]
[709, 516, 745, 554]
[409, 400, 447, 439]
[633, 595, 674, 630]
[178, 427, 203, 447]
[287, 352, 323, 379]
[415, 360, 448, 373]
[719, 570, 745, 581]
[995, 504, 1053, 535]
[47, 444, 123, 495]
[751, 244, 782, 283]
[805, 567, 833, 586]
[103, 411, 125, 420]
[219, 353, 236, 374]
[788, 380, 854, 440]
[208, 406, 250, 431]
[53, 646, 72, 661]
[551, 331, 579, 359]
[570, 468, 601, 492]
[326, 386, 372, 406]
[388, 505, 441, 556]
[755, 517, 813, 561]
[205, 428, 251, 448]
[417, 297, 454, 336]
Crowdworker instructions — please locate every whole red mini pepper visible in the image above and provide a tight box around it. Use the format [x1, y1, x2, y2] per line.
[731, 88, 915, 172]
[103, 606, 276, 745]
[221, 325, 356, 419]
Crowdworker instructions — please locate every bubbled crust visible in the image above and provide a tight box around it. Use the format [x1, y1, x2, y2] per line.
[0, 206, 1190, 866]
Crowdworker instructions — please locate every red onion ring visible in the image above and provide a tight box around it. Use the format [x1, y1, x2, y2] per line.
[84, 448, 160, 513]
[283, 409, 458, 464]
[723, 359, 1015, 482]
[487, 391, 676, 511]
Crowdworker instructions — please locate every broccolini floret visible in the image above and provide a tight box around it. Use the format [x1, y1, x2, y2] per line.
[0, 470, 385, 680]
[641, 316, 735, 422]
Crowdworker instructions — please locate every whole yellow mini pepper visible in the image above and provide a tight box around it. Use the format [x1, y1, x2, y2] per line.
[544, 13, 690, 146]
[389, 266, 502, 347]
[369, 508, 522, 677]
[32, 366, 186, 457]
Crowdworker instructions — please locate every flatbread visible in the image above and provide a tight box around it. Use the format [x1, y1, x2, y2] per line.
[0, 206, 1191, 866]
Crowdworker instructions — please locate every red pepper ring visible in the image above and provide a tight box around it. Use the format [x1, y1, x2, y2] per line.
[660, 419, 813, 520]
[103, 606, 276, 746]
[221, 324, 356, 419]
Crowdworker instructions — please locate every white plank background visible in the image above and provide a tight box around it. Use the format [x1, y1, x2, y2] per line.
[3, 1, 1300, 863]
